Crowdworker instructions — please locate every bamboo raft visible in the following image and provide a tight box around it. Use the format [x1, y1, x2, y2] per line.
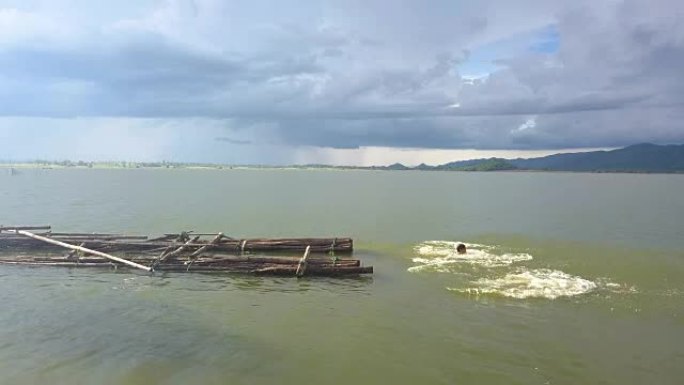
[0, 225, 372, 277]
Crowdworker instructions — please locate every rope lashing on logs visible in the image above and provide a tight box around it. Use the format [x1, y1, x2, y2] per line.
[66, 242, 87, 262]
[178, 231, 190, 243]
[240, 240, 247, 254]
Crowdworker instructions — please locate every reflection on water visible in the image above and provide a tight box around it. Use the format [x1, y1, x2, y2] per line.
[112, 272, 373, 295]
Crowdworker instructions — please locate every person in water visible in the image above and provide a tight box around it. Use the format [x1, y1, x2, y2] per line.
[456, 243, 467, 254]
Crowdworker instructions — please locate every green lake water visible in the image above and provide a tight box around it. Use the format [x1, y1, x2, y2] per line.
[1, 168, 682, 384]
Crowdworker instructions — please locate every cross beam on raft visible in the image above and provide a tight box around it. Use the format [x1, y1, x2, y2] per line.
[296, 246, 311, 277]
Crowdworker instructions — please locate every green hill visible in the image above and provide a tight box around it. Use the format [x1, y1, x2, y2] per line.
[509, 143, 684, 172]
[435, 158, 517, 171]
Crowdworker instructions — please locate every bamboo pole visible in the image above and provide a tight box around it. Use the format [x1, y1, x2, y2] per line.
[152, 235, 200, 271]
[8, 230, 151, 272]
[296, 246, 311, 277]
[157, 236, 200, 263]
[189, 233, 223, 258]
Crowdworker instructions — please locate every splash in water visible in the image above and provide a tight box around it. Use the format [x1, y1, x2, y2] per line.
[410, 240, 604, 299]
[409, 241, 533, 272]
[449, 268, 598, 299]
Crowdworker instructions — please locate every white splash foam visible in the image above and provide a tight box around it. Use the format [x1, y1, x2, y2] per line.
[409, 241, 533, 271]
[449, 269, 598, 299]
[598, 278, 638, 294]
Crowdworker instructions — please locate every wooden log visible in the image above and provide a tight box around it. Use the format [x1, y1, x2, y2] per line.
[213, 238, 353, 253]
[42, 232, 144, 237]
[0, 254, 361, 267]
[0, 225, 51, 231]
[155, 264, 372, 276]
[254, 265, 373, 276]
[8, 230, 151, 272]
[0, 238, 353, 254]
[0, 256, 373, 276]
[48, 234, 149, 240]
[0, 261, 117, 268]
[165, 232, 235, 237]
[147, 234, 180, 242]
[191, 256, 361, 267]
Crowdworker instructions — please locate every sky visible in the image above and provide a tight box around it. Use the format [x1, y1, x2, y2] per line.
[0, 0, 683, 165]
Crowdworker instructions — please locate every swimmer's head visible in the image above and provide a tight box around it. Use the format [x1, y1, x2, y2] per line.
[456, 243, 466, 254]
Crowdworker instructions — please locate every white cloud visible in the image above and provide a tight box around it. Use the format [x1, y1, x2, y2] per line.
[515, 116, 537, 133]
[0, 8, 74, 47]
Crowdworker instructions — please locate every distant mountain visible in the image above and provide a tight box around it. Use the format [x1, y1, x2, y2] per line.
[400, 143, 684, 173]
[384, 163, 411, 171]
[434, 158, 517, 171]
[509, 143, 684, 173]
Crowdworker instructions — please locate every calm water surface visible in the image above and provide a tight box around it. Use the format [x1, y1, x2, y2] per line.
[1, 169, 682, 385]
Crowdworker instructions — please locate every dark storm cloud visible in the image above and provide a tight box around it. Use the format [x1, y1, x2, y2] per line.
[0, 0, 683, 150]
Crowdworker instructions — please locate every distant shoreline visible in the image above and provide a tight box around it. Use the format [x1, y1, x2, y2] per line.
[3, 143, 683, 174]
[1, 162, 682, 175]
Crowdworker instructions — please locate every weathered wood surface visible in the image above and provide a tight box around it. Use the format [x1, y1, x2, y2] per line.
[0, 255, 371, 276]
[6, 230, 152, 272]
[0, 225, 52, 231]
[0, 259, 373, 276]
[0, 254, 361, 266]
[0, 235, 352, 253]
[43, 232, 140, 237]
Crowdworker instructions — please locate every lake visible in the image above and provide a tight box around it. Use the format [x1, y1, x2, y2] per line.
[1, 168, 682, 384]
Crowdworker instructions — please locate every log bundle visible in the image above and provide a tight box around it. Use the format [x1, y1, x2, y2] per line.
[0, 226, 370, 277]
[0, 234, 353, 253]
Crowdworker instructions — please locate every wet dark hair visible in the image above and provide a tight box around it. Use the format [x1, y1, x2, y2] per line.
[456, 243, 466, 254]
